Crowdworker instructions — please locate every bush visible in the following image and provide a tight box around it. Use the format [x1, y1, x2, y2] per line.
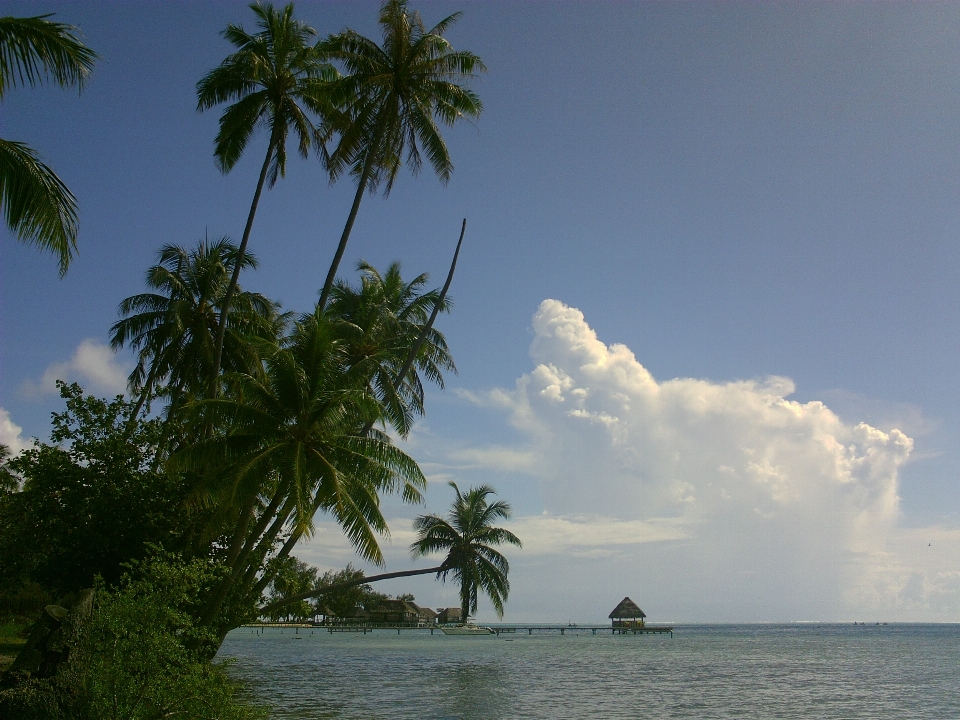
[83, 555, 266, 720]
[0, 555, 266, 720]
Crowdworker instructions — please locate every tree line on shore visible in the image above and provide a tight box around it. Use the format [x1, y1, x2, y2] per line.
[0, 2, 521, 718]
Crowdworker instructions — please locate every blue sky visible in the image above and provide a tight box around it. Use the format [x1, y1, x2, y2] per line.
[2, 1, 960, 621]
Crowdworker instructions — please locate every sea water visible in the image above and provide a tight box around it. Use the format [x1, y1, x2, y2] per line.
[218, 624, 960, 719]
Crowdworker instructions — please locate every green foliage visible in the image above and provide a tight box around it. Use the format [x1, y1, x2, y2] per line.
[0, 13, 98, 274]
[326, 260, 455, 438]
[82, 556, 265, 720]
[0, 383, 192, 595]
[0, 443, 18, 493]
[196, 1, 335, 183]
[323, 0, 485, 194]
[264, 556, 316, 621]
[311, 563, 388, 619]
[110, 239, 283, 419]
[0, 555, 265, 720]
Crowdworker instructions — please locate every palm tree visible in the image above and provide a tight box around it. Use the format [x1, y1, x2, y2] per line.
[411, 482, 521, 621]
[0, 13, 97, 275]
[110, 239, 281, 427]
[260, 481, 521, 622]
[172, 308, 427, 634]
[325, 260, 455, 438]
[316, 0, 484, 310]
[196, 1, 335, 389]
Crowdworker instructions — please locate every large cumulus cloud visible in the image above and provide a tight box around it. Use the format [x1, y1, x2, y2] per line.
[299, 300, 960, 621]
[460, 300, 958, 621]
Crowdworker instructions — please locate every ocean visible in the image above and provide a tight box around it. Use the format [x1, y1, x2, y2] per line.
[218, 623, 960, 719]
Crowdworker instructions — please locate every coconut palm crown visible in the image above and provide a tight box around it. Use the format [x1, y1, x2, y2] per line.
[411, 482, 521, 621]
[196, 1, 336, 389]
[324, 260, 455, 438]
[316, 0, 485, 309]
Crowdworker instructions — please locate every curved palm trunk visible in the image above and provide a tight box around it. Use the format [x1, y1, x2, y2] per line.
[259, 564, 446, 617]
[317, 148, 377, 312]
[360, 218, 465, 437]
[210, 141, 275, 393]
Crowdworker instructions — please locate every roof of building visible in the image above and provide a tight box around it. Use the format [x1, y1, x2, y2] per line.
[608, 596, 646, 619]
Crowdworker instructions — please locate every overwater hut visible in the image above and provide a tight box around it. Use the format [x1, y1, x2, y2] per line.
[414, 604, 439, 626]
[437, 607, 462, 625]
[367, 599, 420, 625]
[609, 597, 646, 630]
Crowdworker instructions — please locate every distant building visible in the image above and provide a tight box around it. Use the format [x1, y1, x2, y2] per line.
[608, 597, 646, 630]
[415, 604, 439, 626]
[367, 599, 420, 625]
[437, 607, 463, 624]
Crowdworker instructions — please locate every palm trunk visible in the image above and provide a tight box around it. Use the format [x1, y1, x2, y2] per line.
[125, 361, 160, 435]
[197, 496, 258, 628]
[360, 218, 465, 437]
[259, 564, 446, 617]
[317, 147, 377, 312]
[210, 141, 275, 394]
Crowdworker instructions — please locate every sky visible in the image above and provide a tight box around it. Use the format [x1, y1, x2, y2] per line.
[2, 1, 960, 623]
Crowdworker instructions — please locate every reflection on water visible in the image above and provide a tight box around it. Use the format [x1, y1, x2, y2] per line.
[218, 624, 960, 720]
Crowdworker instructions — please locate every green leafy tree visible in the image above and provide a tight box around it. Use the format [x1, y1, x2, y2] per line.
[0, 556, 264, 719]
[0, 14, 97, 275]
[0, 384, 192, 597]
[110, 239, 283, 426]
[312, 564, 388, 619]
[197, 1, 335, 386]
[317, 0, 484, 309]
[264, 556, 317, 621]
[0, 444, 18, 493]
[82, 555, 265, 720]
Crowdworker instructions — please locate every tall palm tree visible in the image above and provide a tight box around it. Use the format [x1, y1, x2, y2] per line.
[316, 0, 484, 310]
[110, 239, 281, 427]
[0, 14, 97, 275]
[196, 1, 335, 389]
[260, 481, 521, 622]
[325, 260, 455, 438]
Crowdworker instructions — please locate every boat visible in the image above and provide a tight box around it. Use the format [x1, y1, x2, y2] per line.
[440, 623, 495, 635]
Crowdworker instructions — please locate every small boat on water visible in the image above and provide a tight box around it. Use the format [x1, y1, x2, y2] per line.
[440, 624, 495, 635]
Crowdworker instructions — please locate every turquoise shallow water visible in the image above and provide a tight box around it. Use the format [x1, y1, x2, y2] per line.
[218, 624, 960, 719]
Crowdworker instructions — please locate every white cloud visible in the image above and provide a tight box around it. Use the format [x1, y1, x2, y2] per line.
[0, 408, 27, 455]
[21, 339, 129, 398]
[272, 300, 960, 622]
[443, 299, 958, 621]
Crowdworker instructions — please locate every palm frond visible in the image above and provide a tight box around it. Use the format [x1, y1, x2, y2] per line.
[0, 138, 77, 275]
[0, 14, 97, 99]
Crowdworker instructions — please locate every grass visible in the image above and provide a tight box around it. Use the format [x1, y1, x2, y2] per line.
[0, 617, 31, 672]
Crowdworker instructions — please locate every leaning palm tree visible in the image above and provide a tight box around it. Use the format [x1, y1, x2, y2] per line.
[411, 482, 521, 621]
[0, 14, 97, 275]
[260, 481, 521, 622]
[196, 1, 336, 388]
[316, 0, 484, 310]
[171, 308, 427, 637]
[110, 239, 281, 427]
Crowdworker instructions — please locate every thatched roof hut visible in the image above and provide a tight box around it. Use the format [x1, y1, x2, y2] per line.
[609, 597, 646, 625]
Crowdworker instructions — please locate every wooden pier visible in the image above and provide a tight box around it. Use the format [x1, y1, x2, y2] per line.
[243, 622, 673, 637]
[491, 625, 673, 637]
